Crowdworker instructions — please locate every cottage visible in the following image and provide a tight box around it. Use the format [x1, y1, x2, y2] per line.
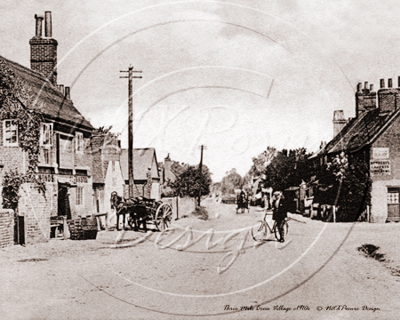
[120, 148, 160, 200]
[312, 79, 400, 223]
[0, 12, 94, 244]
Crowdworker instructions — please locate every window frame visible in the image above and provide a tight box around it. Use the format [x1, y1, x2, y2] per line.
[76, 186, 84, 206]
[3, 120, 18, 147]
[75, 132, 84, 154]
[40, 123, 53, 147]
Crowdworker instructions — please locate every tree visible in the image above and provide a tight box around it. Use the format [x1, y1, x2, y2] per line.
[248, 147, 277, 177]
[221, 168, 242, 195]
[168, 164, 212, 200]
[326, 151, 371, 222]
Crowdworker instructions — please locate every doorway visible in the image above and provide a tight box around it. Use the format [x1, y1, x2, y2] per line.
[58, 183, 71, 219]
[387, 188, 400, 222]
[14, 214, 25, 245]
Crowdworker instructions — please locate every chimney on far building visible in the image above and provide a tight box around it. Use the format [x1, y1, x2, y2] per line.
[333, 110, 347, 138]
[29, 11, 58, 86]
[64, 86, 70, 100]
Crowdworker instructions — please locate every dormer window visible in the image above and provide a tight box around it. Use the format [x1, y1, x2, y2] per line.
[40, 123, 53, 147]
[75, 132, 84, 153]
[3, 120, 18, 146]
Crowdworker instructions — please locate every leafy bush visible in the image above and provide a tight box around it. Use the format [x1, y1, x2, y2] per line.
[191, 206, 209, 220]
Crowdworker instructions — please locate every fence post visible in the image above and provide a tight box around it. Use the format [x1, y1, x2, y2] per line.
[175, 196, 179, 220]
[332, 206, 336, 223]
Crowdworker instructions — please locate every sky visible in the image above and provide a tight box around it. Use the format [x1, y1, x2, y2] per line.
[1, 0, 400, 181]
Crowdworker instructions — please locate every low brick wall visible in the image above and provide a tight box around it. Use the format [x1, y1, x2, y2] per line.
[0, 209, 14, 248]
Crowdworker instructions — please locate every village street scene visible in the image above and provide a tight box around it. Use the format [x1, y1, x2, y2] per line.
[1, 1, 400, 320]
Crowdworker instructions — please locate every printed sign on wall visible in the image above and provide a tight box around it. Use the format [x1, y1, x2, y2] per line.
[372, 148, 389, 159]
[370, 160, 391, 175]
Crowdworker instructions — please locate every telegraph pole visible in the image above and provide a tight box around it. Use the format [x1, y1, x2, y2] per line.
[198, 145, 207, 206]
[120, 65, 142, 198]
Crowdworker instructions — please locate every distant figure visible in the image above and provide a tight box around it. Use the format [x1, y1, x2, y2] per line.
[272, 191, 288, 242]
[236, 190, 249, 214]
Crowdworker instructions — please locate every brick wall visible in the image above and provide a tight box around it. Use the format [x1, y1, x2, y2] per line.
[19, 182, 56, 244]
[370, 114, 400, 223]
[0, 209, 14, 248]
[29, 37, 58, 85]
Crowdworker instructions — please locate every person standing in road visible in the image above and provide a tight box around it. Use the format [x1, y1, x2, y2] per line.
[272, 191, 288, 242]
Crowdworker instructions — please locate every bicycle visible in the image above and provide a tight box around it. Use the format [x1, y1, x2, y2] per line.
[250, 211, 289, 242]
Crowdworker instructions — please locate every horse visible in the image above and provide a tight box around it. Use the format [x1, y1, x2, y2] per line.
[110, 191, 148, 232]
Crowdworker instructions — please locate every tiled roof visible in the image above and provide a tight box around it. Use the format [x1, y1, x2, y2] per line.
[120, 148, 159, 181]
[0, 55, 93, 130]
[314, 108, 400, 156]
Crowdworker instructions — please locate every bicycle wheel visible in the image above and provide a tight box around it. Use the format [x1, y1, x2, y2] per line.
[251, 220, 268, 242]
[274, 220, 289, 242]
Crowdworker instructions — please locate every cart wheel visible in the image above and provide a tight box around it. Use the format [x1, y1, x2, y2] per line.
[155, 203, 172, 231]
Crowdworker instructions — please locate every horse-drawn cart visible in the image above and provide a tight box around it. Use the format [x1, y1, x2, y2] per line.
[111, 192, 173, 231]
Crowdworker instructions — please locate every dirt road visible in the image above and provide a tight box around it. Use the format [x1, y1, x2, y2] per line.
[1, 198, 400, 320]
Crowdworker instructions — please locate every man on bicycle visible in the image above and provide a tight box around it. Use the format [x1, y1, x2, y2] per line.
[272, 191, 288, 242]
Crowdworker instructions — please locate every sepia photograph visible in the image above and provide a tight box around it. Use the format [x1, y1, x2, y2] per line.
[0, 0, 400, 319]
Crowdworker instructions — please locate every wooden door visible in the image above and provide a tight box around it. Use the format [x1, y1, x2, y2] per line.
[387, 188, 400, 222]
[14, 215, 25, 245]
[58, 184, 71, 219]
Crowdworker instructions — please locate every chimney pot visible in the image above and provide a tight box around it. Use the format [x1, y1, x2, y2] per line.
[58, 84, 64, 95]
[388, 78, 393, 88]
[357, 82, 362, 92]
[34, 14, 44, 37]
[398, 76, 400, 88]
[380, 79, 385, 89]
[45, 11, 52, 37]
[364, 81, 368, 89]
[370, 84, 374, 91]
[65, 86, 70, 100]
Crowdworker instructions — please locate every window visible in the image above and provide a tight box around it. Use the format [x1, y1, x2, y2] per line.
[43, 148, 51, 165]
[388, 191, 399, 204]
[41, 123, 53, 146]
[76, 187, 84, 206]
[3, 120, 18, 146]
[75, 132, 84, 153]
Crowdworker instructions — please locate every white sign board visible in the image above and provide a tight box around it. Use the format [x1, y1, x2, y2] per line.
[373, 148, 389, 159]
[370, 160, 391, 176]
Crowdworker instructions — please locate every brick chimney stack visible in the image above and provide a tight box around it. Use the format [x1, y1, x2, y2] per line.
[378, 77, 400, 114]
[29, 11, 58, 86]
[355, 80, 377, 116]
